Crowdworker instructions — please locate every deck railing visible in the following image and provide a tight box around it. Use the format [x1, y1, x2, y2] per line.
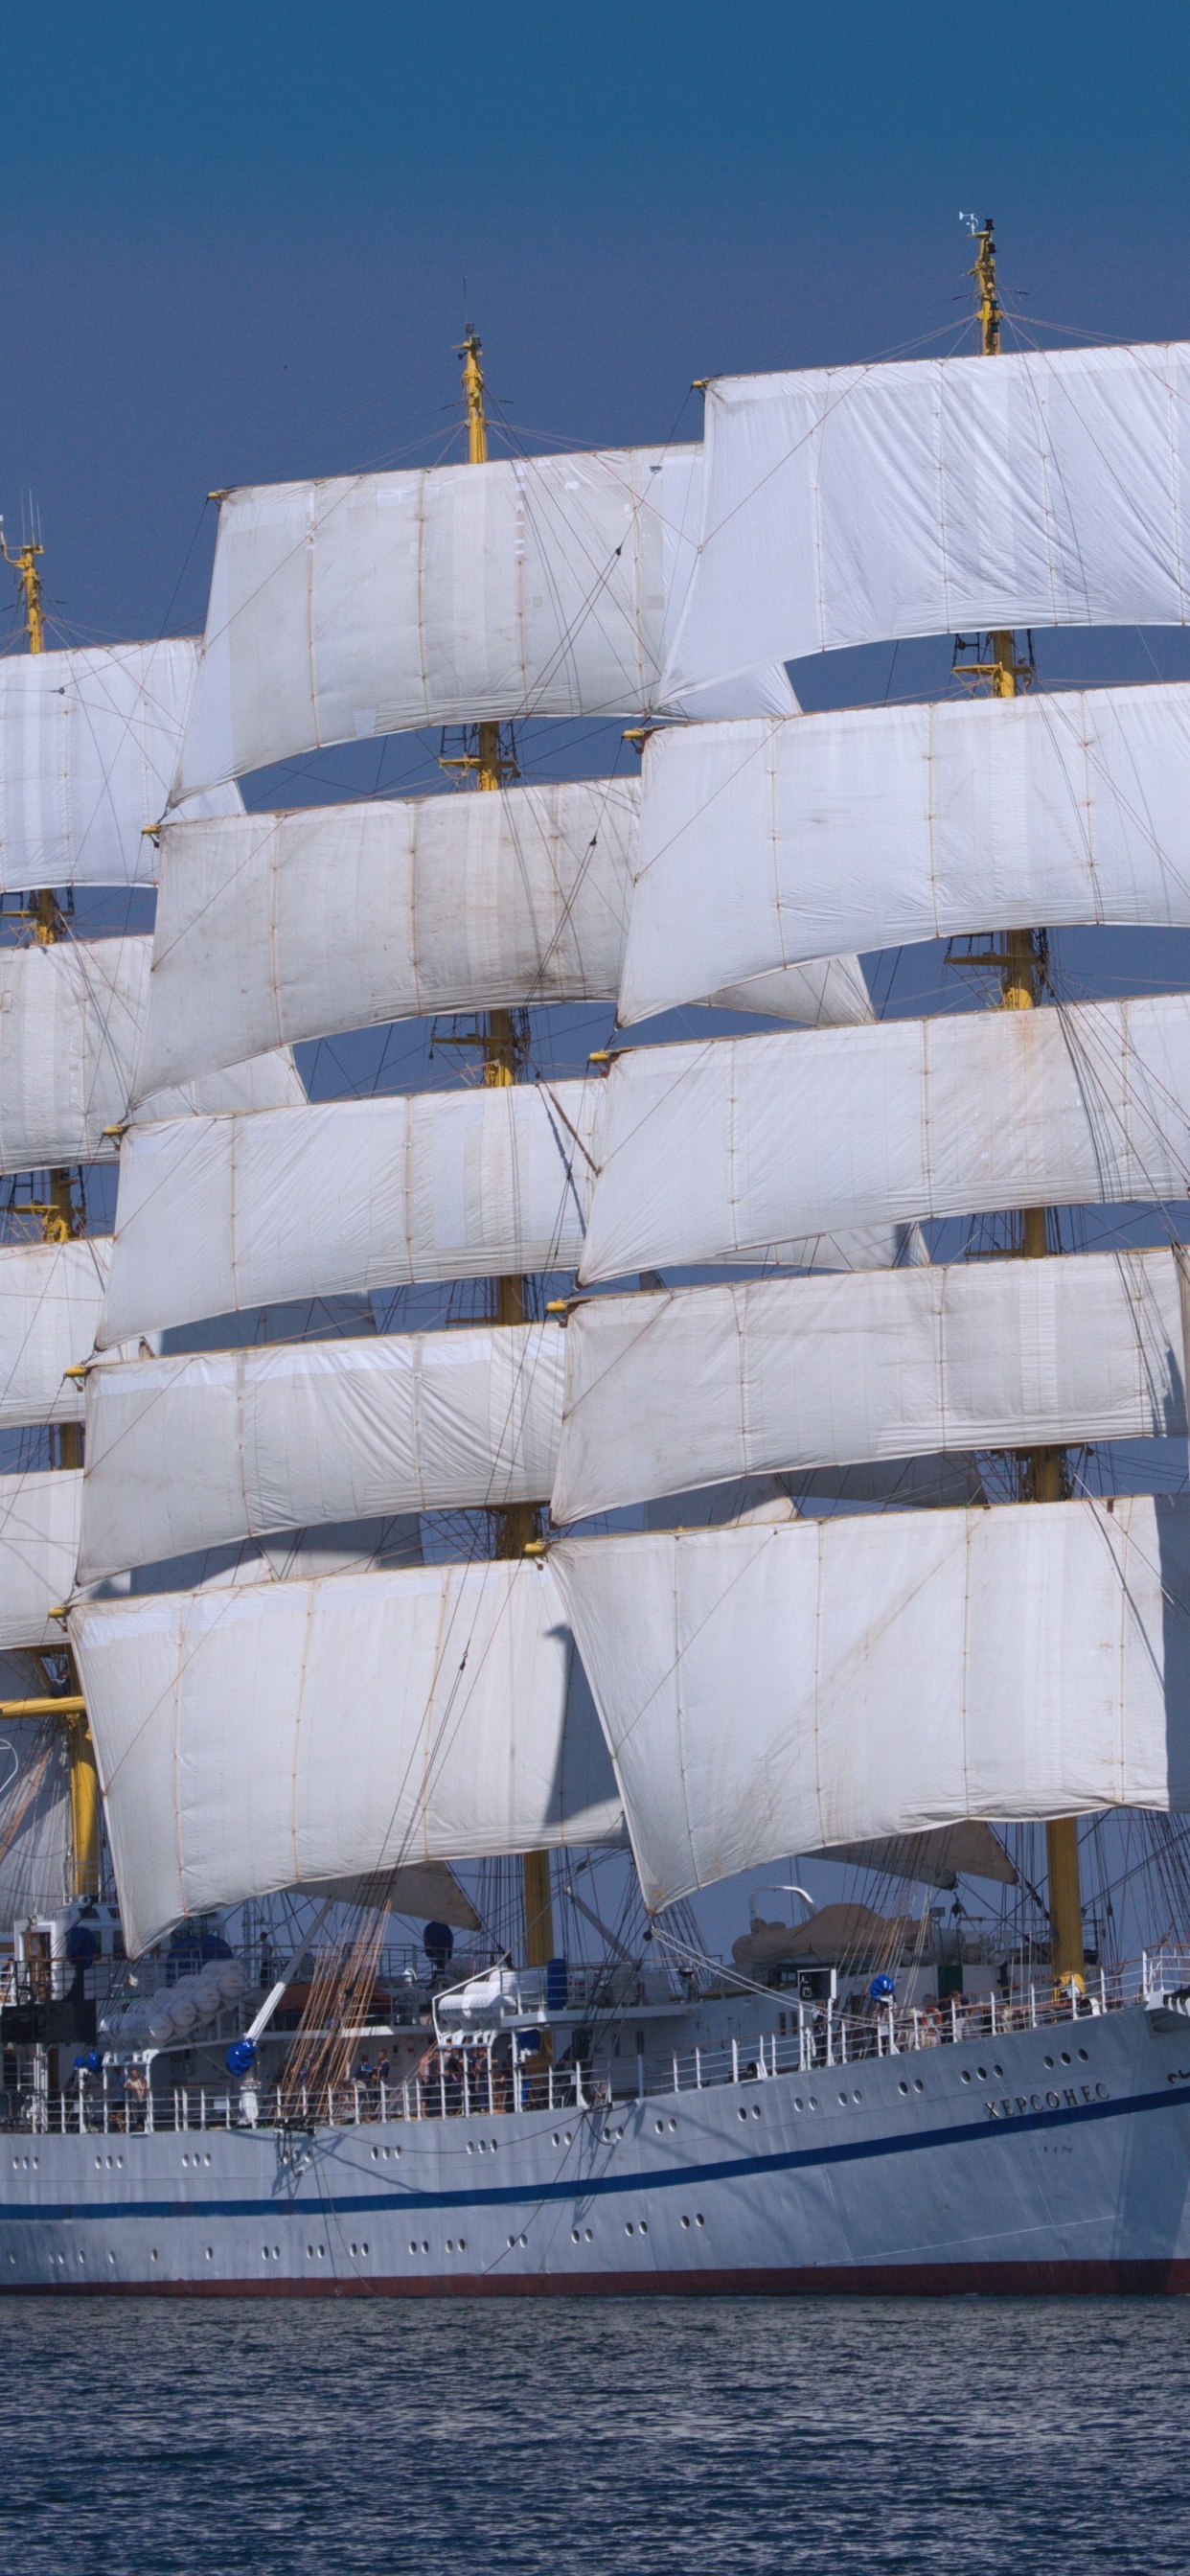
[9, 1949, 1188, 2135]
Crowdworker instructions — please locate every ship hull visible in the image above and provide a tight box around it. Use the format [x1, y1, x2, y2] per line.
[5, 2004, 1190, 2296]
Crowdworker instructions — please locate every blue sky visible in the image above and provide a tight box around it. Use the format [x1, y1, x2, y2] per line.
[3, 3, 1189, 642]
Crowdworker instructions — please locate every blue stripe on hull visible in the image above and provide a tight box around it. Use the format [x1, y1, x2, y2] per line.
[5, 2078, 1190, 2229]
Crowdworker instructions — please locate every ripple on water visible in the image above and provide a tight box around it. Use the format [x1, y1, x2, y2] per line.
[0, 2294, 1182, 2575]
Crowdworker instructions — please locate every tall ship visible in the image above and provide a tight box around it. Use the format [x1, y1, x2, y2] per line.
[5, 223, 1190, 2291]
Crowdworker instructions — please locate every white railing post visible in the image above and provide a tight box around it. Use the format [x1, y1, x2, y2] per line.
[576, 2058, 585, 2110]
[826, 2001, 834, 2067]
[380, 2081, 387, 2124]
[950, 1997, 958, 2044]
[732, 2037, 740, 2085]
[990, 1993, 996, 2036]
[1029, 1984, 1037, 2031]
[487, 2054, 494, 2119]
[696, 2047, 703, 2091]
[636, 2049, 645, 2104]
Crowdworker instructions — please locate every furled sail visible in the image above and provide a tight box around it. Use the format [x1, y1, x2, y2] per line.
[579, 996, 1190, 1280]
[0, 1469, 82, 1650]
[0, 639, 241, 892]
[96, 1082, 601, 1346]
[78, 1321, 567, 1581]
[0, 1652, 74, 1922]
[662, 343, 1190, 701]
[551, 1498, 1190, 1910]
[552, 1251, 1185, 1521]
[0, 938, 304, 1175]
[0, 1238, 111, 1430]
[173, 446, 794, 799]
[70, 1559, 624, 1953]
[623, 683, 1190, 1022]
[136, 783, 871, 1100]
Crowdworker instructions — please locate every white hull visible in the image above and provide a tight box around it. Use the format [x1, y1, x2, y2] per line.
[5, 2004, 1190, 2295]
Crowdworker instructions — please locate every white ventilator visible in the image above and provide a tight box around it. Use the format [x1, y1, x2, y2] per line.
[579, 994, 1190, 1280]
[662, 342, 1190, 701]
[551, 1251, 1186, 1522]
[172, 446, 795, 797]
[551, 1500, 1190, 1911]
[70, 1560, 624, 1954]
[623, 683, 1190, 1022]
[138, 782, 870, 1098]
[0, 638, 241, 892]
[78, 1322, 567, 1580]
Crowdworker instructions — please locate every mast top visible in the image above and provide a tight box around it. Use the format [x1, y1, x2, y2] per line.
[459, 326, 489, 467]
[964, 214, 1001, 357]
[0, 518, 45, 655]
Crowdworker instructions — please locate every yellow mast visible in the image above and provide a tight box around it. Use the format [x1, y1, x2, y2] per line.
[968, 218, 1084, 1988]
[3, 525, 98, 1897]
[457, 327, 555, 1971]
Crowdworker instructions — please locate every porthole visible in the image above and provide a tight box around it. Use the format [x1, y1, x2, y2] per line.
[738, 2107, 747, 2123]
[371, 2147, 378, 2162]
[639, 2220, 648, 2234]
[669, 2118, 676, 2132]
[961, 2071, 972, 2084]
[572, 2229, 581, 2243]
[838, 2091, 848, 2104]
[446, 2239, 454, 2252]
[362, 2242, 369, 2256]
[423, 2240, 431, 2253]
[507, 2236, 516, 2249]
[410, 2242, 419, 2256]
[150, 2249, 158, 2262]
[1043, 2056, 1055, 2069]
[1060, 2051, 1072, 2066]
[518, 2234, 527, 2246]
[681, 2216, 691, 2230]
[584, 2228, 592, 2242]
[913, 2081, 924, 2095]
[552, 2132, 561, 2147]
[458, 2239, 466, 2252]
[696, 2214, 705, 2227]
[1077, 2048, 1089, 2063]
[794, 2095, 804, 2110]
[752, 2104, 761, 2118]
[350, 2242, 357, 2257]
[852, 2090, 861, 2103]
[625, 2221, 633, 2236]
[655, 2119, 664, 2133]
[976, 2067, 987, 2081]
[564, 2132, 572, 2146]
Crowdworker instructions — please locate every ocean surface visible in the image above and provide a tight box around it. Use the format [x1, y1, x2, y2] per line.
[0, 2294, 1183, 2575]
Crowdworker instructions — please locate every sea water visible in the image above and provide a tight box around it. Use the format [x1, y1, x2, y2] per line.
[0, 2296, 1180, 2574]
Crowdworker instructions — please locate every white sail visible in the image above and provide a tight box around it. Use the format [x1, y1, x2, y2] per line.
[0, 639, 241, 893]
[579, 996, 1190, 1281]
[552, 1250, 1185, 1521]
[0, 1469, 82, 1650]
[662, 342, 1190, 701]
[173, 447, 794, 798]
[0, 1238, 111, 1430]
[70, 1559, 624, 1953]
[137, 784, 871, 1099]
[624, 682, 1190, 1022]
[96, 1082, 600, 1347]
[97, 1079, 924, 1349]
[0, 938, 304, 1175]
[78, 1321, 566, 1581]
[551, 1497, 1190, 1910]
